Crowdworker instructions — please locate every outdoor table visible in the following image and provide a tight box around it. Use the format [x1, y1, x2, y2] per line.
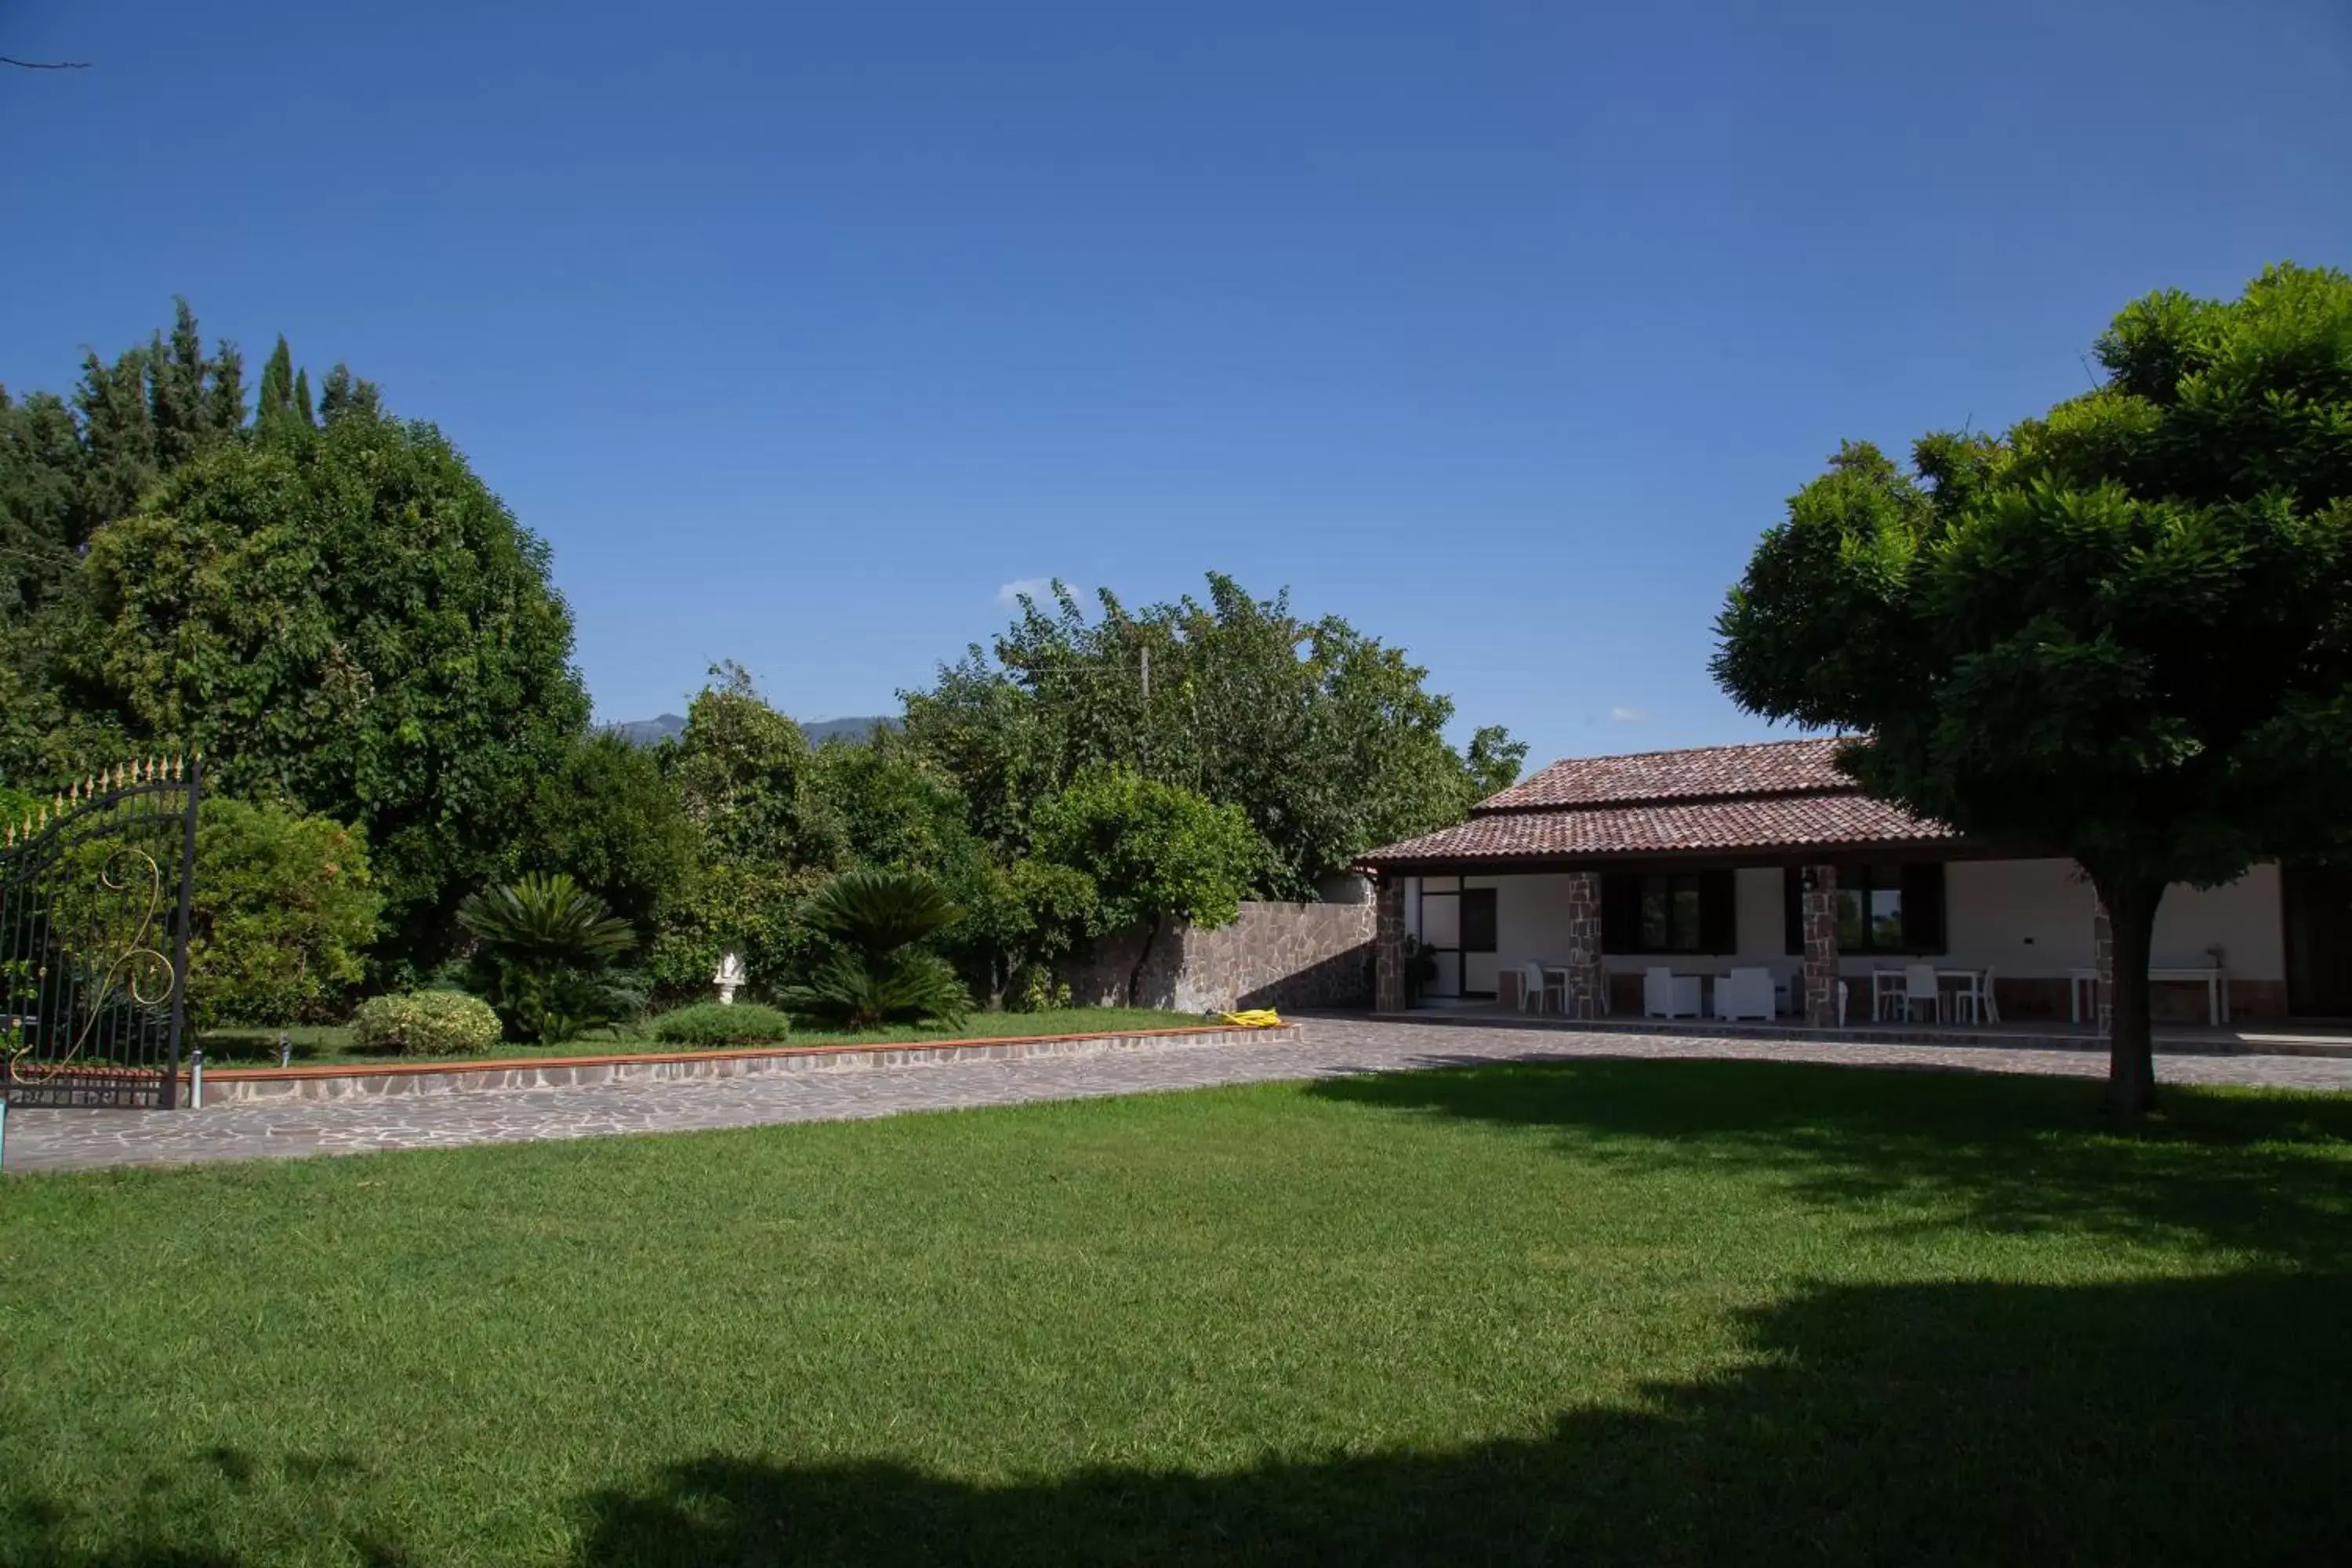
[2067, 967, 2228, 1027]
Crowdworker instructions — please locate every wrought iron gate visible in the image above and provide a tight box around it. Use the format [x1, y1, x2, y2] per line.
[1, 757, 200, 1109]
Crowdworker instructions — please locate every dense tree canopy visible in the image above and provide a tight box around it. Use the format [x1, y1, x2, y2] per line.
[5, 306, 1519, 1023]
[1715, 263, 2352, 1114]
[58, 402, 588, 974]
[902, 574, 1523, 899]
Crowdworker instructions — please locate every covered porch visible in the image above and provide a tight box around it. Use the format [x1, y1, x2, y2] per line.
[1367, 855, 2293, 1031]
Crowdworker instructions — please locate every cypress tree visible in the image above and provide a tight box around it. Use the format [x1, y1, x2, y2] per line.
[293, 366, 315, 426]
[205, 339, 246, 431]
[318, 361, 383, 424]
[256, 335, 295, 427]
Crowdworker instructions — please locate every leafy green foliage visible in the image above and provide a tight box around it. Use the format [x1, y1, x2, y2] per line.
[648, 1001, 793, 1046]
[778, 867, 969, 1028]
[520, 731, 699, 935]
[67, 411, 591, 972]
[902, 574, 1522, 899]
[187, 797, 383, 1029]
[1032, 767, 1259, 937]
[1031, 766, 1262, 1003]
[648, 665, 843, 998]
[458, 873, 638, 1044]
[348, 989, 503, 1057]
[1714, 263, 2352, 1112]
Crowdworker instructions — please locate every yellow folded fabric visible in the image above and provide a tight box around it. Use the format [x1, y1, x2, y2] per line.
[1219, 1009, 1283, 1029]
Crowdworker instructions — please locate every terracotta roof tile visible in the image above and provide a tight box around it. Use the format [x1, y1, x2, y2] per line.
[1479, 736, 1854, 811]
[1357, 793, 1955, 869]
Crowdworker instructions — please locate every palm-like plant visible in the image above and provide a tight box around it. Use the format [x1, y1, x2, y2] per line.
[779, 867, 969, 1029]
[456, 873, 639, 1044]
[457, 873, 637, 966]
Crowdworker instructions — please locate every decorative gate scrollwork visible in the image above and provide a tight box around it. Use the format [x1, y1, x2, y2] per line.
[1, 757, 200, 1109]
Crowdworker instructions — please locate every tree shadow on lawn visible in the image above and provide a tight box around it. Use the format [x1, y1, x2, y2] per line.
[9, 1275, 2347, 1564]
[1309, 1058, 2352, 1269]
[568, 1269, 2352, 1566]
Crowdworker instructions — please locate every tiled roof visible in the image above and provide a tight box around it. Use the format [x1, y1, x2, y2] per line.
[1356, 792, 1957, 869]
[1478, 736, 1855, 811]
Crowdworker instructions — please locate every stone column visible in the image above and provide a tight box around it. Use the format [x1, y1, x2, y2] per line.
[1562, 870, 1607, 1018]
[1374, 874, 1408, 1012]
[1802, 865, 1842, 1027]
[2092, 900, 2114, 1033]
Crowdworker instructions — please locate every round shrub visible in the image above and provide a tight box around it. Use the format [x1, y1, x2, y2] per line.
[351, 991, 504, 1058]
[650, 1002, 791, 1047]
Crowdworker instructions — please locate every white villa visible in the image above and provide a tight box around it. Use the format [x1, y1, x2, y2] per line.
[1356, 739, 2351, 1026]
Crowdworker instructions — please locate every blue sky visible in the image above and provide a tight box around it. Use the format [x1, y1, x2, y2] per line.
[4, 1, 2347, 767]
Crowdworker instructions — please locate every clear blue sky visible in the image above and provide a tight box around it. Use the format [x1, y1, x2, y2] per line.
[4, 1, 2347, 767]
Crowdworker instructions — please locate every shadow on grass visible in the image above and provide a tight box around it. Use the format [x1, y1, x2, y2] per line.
[1308, 1057, 2352, 1268]
[565, 1270, 2352, 1565]
[9, 1270, 2349, 1563]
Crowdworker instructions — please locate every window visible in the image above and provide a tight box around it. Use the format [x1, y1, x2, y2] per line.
[1838, 866, 1904, 952]
[1785, 863, 1947, 954]
[1639, 874, 1704, 953]
[1603, 870, 1736, 954]
[1459, 888, 1497, 953]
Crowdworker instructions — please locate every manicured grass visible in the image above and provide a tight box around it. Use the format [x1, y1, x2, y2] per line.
[5, 1061, 2352, 1563]
[196, 1005, 1192, 1067]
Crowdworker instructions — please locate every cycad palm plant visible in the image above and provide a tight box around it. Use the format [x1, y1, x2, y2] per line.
[456, 873, 639, 1043]
[779, 867, 969, 1029]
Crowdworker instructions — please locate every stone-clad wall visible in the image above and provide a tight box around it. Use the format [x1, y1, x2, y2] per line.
[1063, 898, 1377, 1013]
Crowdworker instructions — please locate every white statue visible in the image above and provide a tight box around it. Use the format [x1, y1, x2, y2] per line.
[713, 950, 746, 1006]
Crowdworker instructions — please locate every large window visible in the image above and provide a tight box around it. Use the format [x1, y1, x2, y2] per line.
[1782, 863, 1947, 955]
[1602, 870, 1735, 954]
[1838, 866, 1905, 953]
[1639, 874, 1704, 953]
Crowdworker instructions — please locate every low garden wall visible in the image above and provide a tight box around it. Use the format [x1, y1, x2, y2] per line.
[1062, 895, 1375, 1013]
[198, 1022, 1303, 1103]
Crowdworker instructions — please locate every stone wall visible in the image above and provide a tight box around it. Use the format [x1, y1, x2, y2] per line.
[1064, 897, 1377, 1014]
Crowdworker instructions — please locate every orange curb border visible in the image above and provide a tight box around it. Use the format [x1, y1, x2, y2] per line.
[200, 1023, 1280, 1086]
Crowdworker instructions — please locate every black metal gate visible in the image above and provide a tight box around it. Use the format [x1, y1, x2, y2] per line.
[1, 757, 200, 1109]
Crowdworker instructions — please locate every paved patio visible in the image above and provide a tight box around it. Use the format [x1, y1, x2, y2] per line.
[7, 1015, 2352, 1176]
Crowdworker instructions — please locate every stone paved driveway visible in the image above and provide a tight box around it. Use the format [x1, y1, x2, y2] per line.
[8, 1017, 2352, 1177]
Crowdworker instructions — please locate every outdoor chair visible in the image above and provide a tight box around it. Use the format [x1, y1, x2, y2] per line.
[1951, 967, 1999, 1025]
[1519, 962, 1564, 1015]
[1902, 963, 1944, 1023]
[1714, 967, 1775, 1022]
[1642, 967, 1700, 1019]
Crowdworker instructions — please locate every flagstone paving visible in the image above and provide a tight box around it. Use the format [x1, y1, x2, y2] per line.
[9, 1016, 2352, 1176]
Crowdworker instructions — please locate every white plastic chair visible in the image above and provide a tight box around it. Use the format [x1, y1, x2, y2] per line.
[1519, 961, 1564, 1015]
[1643, 967, 1700, 1019]
[1951, 968, 1999, 1025]
[1902, 963, 1943, 1023]
[1871, 968, 1905, 1021]
[1715, 967, 1775, 1022]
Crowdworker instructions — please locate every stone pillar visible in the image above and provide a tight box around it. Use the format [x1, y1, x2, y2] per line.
[1562, 871, 1607, 1018]
[2092, 901, 2114, 1033]
[1802, 865, 1842, 1027]
[1374, 875, 1408, 1012]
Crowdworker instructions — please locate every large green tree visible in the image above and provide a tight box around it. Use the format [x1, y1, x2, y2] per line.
[902, 573, 1524, 899]
[66, 409, 592, 974]
[2, 299, 250, 779]
[1714, 263, 2352, 1115]
[648, 665, 845, 996]
[1031, 765, 1261, 1004]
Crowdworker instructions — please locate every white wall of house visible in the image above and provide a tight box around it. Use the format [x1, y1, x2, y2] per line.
[1941, 858, 2281, 981]
[1432, 859, 2285, 987]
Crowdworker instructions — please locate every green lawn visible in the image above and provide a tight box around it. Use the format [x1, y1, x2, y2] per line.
[5, 1061, 2351, 1564]
[194, 1005, 1190, 1067]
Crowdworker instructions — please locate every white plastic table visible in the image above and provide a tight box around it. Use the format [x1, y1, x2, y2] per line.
[2068, 967, 2228, 1026]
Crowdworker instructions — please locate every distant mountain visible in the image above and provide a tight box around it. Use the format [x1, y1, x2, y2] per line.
[607, 713, 896, 747]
